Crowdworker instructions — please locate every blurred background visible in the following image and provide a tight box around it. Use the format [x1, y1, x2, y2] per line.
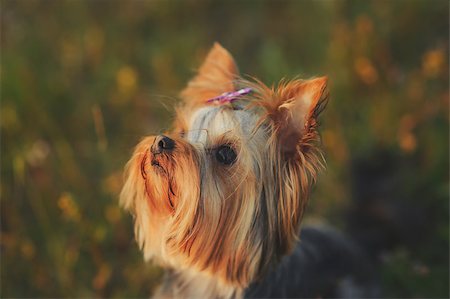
[1, 0, 448, 297]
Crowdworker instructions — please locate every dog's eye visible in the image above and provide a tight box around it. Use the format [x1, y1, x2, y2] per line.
[215, 145, 237, 165]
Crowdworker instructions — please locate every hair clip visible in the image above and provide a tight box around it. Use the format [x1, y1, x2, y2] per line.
[206, 87, 253, 104]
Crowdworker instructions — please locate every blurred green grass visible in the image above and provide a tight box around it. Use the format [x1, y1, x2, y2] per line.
[1, 0, 448, 297]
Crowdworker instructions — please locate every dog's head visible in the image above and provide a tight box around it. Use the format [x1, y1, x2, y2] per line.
[120, 43, 329, 288]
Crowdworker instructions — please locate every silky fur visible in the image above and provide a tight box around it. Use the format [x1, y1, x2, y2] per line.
[120, 43, 329, 298]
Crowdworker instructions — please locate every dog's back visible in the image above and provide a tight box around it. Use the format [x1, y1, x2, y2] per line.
[245, 226, 380, 298]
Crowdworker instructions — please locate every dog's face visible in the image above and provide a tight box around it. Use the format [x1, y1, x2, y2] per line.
[120, 43, 328, 288]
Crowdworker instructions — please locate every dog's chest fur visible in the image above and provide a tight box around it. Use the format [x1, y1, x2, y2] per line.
[155, 226, 379, 299]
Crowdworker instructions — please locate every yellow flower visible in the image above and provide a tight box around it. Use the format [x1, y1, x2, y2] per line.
[58, 192, 81, 222]
[116, 66, 138, 93]
[422, 48, 445, 78]
[354, 57, 378, 85]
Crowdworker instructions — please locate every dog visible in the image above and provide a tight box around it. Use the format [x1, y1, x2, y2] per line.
[120, 43, 378, 298]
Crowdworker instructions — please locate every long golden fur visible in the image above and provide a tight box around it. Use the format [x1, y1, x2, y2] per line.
[120, 43, 329, 298]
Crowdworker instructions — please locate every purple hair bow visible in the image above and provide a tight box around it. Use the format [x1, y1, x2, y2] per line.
[206, 87, 252, 104]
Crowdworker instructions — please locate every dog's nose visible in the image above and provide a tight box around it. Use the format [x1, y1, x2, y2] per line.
[153, 135, 175, 153]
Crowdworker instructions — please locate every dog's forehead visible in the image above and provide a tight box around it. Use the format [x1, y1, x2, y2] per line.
[186, 106, 258, 144]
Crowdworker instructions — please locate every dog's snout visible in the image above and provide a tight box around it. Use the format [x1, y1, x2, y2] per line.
[152, 135, 175, 154]
[158, 135, 175, 150]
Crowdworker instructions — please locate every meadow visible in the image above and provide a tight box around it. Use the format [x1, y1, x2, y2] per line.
[1, 0, 448, 297]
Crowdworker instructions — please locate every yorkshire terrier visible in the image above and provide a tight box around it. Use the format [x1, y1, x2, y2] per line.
[120, 43, 378, 298]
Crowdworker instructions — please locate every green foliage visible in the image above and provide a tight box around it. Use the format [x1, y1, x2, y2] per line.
[1, 0, 448, 297]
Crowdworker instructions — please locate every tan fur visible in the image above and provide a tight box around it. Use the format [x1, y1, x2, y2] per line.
[120, 43, 329, 298]
[180, 43, 239, 107]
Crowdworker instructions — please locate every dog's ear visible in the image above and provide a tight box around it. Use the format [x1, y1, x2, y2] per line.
[260, 77, 329, 256]
[267, 77, 329, 157]
[180, 43, 239, 105]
